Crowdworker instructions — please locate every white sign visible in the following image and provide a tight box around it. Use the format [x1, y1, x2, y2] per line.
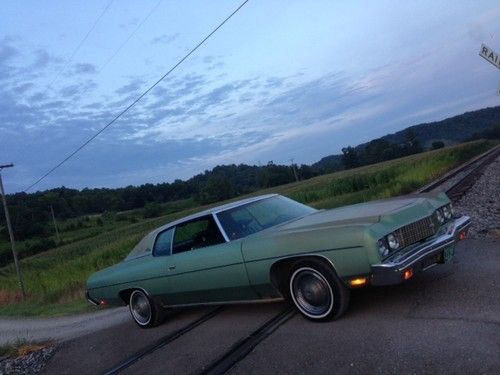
[479, 43, 500, 69]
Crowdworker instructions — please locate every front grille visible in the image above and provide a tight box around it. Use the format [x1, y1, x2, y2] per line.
[395, 216, 437, 248]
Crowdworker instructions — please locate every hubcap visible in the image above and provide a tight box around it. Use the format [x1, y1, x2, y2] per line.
[291, 268, 333, 317]
[130, 291, 152, 325]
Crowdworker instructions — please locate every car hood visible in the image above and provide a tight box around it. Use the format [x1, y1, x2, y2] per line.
[273, 196, 425, 232]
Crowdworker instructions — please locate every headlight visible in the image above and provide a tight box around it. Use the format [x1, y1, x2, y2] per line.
[387, 233, 400, 250]
[378, 238, 389, 257]
[442, 205, 452, 220]
[436, 209, 445, 224]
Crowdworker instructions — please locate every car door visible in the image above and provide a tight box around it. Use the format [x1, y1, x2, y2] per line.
[163, 215, 258, 305]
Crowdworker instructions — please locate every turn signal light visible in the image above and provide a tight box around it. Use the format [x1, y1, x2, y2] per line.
[349, 277, 368, 287]
[403, 269, 414, 280]
[459, 230, 467, 241]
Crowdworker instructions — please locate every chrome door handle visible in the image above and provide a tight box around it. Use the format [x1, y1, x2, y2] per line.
[168, 265, 176, 270]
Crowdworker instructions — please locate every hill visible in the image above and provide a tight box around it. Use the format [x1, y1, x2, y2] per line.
[374, 105, 500, 147]
[313, 105, 500, 171]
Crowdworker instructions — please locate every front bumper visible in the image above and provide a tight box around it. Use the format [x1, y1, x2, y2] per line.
[371, 215, 471, 286]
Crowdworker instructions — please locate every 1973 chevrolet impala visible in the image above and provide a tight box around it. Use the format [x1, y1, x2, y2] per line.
[86, 193, 470, 327]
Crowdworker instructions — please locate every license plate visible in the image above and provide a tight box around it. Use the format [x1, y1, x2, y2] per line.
[422, 252, 443, 269]
[442, 246, 454, 263]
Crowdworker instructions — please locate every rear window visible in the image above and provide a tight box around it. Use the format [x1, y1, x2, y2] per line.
[125, 233, 152, 260]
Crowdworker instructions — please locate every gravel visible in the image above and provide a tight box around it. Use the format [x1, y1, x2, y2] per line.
[454, 154, 500, 238]
[0, 346, 56, 375]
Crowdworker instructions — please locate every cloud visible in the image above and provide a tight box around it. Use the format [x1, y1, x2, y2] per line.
[114, 78, 145, 95]
[151, 33, 179, 45]
[184, 79, 253, 113]
[59, 80, 97, 98]
[203, 56, 216, 64]
[0, 38, 19, 63]
[11, 82, 34, 94]
[32, 49, 51, 68]
[73, 63, 97, 74]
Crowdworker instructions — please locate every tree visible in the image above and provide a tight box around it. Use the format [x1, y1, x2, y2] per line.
[341, 146, 359, 169]
[404, 128, 422, 154]
[431, 141, 445, 150]
[200, 174, 234, 204]
[143, 203, 162, 218]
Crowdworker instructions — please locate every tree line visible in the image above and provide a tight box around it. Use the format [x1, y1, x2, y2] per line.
[1, 123, 499, 242]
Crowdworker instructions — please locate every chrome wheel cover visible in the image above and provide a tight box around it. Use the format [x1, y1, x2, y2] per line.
[290, 267, 333, 318]
[130, 290, 152, 325]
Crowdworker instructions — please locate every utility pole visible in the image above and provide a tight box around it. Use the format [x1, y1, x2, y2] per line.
[0, 163, 26, 299]
[50, 205, 60, 243]
[289, 158, 299, 182]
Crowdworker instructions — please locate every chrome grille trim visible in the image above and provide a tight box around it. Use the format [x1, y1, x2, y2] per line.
[394, 216, 437, 248]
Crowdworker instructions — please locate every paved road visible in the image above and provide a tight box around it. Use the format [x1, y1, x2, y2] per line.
[0, 307, 129, 346]
[41, 237, 499, 374]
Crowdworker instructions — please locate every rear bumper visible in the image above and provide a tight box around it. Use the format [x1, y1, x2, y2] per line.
[86, 290, 100, 306]
[370, 215, 471, 286]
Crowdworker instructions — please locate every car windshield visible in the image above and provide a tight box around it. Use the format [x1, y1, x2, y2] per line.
[216, 195, 316, 240]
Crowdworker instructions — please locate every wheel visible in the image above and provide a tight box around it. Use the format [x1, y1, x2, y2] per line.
[288, 260, 350, 321]
[129, 289, 165, 328]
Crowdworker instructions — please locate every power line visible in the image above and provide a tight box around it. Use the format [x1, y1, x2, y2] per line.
[42, 0, 115, 96]
[99, 0, 163, 73]
[24, 0, 250, 192]
[71, 0, 164, 104]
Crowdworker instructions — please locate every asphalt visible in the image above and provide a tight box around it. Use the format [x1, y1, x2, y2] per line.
[39, 237, 500, 374]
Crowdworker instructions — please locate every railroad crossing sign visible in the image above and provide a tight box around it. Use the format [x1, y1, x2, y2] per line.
[479, 43, 500, 70]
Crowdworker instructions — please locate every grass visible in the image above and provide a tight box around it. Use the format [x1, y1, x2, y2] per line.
[0, 340, 52, 359]
[0, 198, 197, 266]
[0, 300, 95, 318]
[0, 140, 495, 317]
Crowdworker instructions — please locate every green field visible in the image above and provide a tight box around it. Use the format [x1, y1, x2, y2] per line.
[0, 198, 197, 268]
[0, 140, 494, 317]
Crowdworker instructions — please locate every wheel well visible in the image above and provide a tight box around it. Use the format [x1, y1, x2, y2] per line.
[118, 288, 136, 305]
[269, 255, 337, 297]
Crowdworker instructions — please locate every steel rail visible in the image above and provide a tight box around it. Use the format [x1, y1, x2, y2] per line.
[198, 307, 296, 375]
[102, 307, 223, 375]
[444, 147, 500, 202]
[419, 145, 500, 201]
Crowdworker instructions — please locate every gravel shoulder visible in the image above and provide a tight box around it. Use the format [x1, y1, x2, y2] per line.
[0, 306, 128, 346]
[454, 153, 500, 238]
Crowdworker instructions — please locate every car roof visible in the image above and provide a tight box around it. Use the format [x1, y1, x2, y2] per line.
[150, 193, 278, 236]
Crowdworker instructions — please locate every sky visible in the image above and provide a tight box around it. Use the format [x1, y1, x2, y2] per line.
[1, 0, 499, 193]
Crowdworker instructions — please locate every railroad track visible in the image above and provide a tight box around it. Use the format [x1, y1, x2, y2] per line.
[102, 305, 294, 375]
[418, 144, 500, 202]
[199, 307, 295, 375]
[103, 307, 224, 375]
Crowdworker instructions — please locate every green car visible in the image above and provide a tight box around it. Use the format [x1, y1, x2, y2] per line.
[86, 193, 470, 327]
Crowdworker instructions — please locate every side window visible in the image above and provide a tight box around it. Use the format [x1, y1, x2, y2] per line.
[172, 216, 225, 254]
[153, 228, 174, 256]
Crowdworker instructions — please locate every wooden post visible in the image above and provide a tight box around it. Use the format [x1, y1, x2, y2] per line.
[0, 164, 26, 299]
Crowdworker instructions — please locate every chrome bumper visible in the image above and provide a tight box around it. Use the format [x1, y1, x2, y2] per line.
[86, 290, 100, 306]
[371, 215, 471, 286]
